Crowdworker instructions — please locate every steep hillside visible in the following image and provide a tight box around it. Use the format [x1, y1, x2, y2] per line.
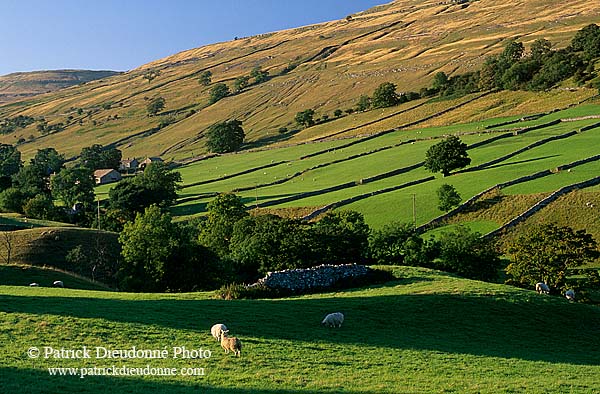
[0, 0, 598, 160]
[0, 70, 121, 104]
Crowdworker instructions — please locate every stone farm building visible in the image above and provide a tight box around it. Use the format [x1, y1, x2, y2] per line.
[140, 157, 163, 169]
[119, 158, 139, 173]
[94, 169, 122, 185]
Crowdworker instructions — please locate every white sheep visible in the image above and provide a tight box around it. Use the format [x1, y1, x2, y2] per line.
[219, 330, 242, 357]
[321, 312, 344, 328]
[535, 282, 549, 294]
[565, 289, 576, 301]
[29, 283, 39, 287]
[53, 280, 64, 288]
[210, 323, 228, 341]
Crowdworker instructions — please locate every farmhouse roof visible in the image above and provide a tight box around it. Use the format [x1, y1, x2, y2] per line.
[94, 169, 117, 177]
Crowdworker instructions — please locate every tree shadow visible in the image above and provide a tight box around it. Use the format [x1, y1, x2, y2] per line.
[3, 288, 599, 366]
[243, 129, 301, 149]
[170, 193, 301, 216]
[481, 154, 561, 171]
[462, 194, 504, 214]
[1, 366, 367, 394]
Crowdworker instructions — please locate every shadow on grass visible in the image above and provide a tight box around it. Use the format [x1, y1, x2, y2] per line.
[1, 366, 361, 394]
[3, 284, 600, 366]
[482, 154, 561, 171]
[170, 193, 301, 216]
[242, 129, 301, 149]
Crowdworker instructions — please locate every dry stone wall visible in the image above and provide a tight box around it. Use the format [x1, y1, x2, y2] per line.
[253, 264, 372, 292]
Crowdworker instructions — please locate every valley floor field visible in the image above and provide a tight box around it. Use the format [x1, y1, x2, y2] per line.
[1, 266, 599, 393]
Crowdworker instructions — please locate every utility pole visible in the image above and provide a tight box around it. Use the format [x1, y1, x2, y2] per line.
[97, 197, 101, 231]
[412, 193, 416, 229]
[255, 184, 259, 209]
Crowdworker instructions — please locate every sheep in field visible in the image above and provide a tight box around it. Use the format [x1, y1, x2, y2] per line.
[565, 289, 576, 301]
[29, 283, 39, 287]
[219, 330, 242, 357]
[53, 280, 64, 288]
[210, 323, 228, 342]
[321, 312, 344, 328]
[535, 282, 549, 294]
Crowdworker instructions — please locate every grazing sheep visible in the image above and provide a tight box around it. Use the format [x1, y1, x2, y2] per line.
[565, 289, 576, 301]
[29, 283, 39, 287]
[535, 282, 550, 294]
[53, 280, 64, 288]
[210, 323, 228, 342]
[219, 330, 242, 357]
[321, 312, 344, 328]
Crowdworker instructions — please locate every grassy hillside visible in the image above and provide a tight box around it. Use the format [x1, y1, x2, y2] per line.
[0, 0, 598, 160]
[155, 101, 600, 235]
[0, 70, 121, 104]
[1, 266, 599, 393]
[0, 265, 110, 291]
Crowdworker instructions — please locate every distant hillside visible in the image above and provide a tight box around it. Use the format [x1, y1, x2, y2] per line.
[0, 69, 121, 104]
[0, 0, 598, 161]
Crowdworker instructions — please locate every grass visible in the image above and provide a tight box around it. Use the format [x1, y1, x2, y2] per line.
[1, 266, 599, 393]
[0, 213, 75, 229]
[0, 265, 110, 291]
[1, 1, 598, 161]
[0, 227, 119, 275]
[168, 113, 600, 228]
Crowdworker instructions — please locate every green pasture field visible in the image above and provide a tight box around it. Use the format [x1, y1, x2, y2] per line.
[335, 126, 600, 228]
[90, 103, 600, 230]
[1, 266, 599, 393]
[503, 160, 600, 195]
[168, 114, 600, 227]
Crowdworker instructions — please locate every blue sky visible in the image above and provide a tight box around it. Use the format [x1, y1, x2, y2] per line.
[0, 0, 386, 76]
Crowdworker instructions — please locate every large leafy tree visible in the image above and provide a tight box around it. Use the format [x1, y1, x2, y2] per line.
[436, 225, 501, 281]
[198, 193, 248, 257]
[294, 109, 315, 128]
[208, 83, 230, 104]
[206, 120, 245, 153]
[13, 165, 48, 197]
[233, 76, 250, 93]
[0, 144, 22, 190]
[108, 179, 155, 219]
[371, 82, 400, 108]
[50, 166, 95, 209]
[119, 205, 178, 292]
[108, 161, 181, 223]
[250, 66, 269, 83]
[198, 70, 212, 86]
[571, 23, 600, 59]
[424, 136, 471, 176]
[146, 97, 165, 116]
[312, 210, 370, 264]
[136, 161, 182, 206]
[505, 224, 599, 292]
[230, 214, 313, 280]
[369, 221, 434, 266]
[31, 148, 65, 175]
[80, 144, 122, 170]
[119, 205, 219, 292]
[23, 193, 59, 221]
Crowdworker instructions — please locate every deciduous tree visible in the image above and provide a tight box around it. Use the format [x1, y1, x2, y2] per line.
[206, 120, 245, 153]
[437, 184, 462, 211]
[424, 136, 471, 176]
[505, 224, 599, 291]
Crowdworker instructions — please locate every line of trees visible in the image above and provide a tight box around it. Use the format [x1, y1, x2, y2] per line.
[0, 144, 123, 226]
[423, 24, 600, 97]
